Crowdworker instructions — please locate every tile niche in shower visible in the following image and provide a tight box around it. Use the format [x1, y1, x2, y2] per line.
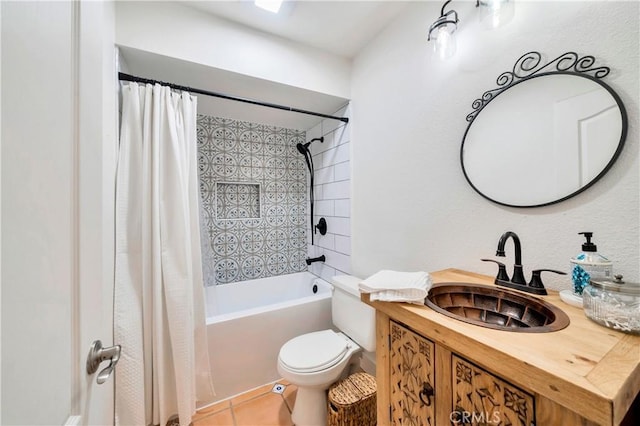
[197, 115, 308, 284]
[216, 182, 261, 220]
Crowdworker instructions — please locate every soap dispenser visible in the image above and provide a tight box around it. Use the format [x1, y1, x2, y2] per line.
[570, 232, 613, 295]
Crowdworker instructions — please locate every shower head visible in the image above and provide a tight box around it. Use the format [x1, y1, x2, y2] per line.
[296, 137, 324, 156]
[296, 137, 323, 246]
[296, 142, 309, 155]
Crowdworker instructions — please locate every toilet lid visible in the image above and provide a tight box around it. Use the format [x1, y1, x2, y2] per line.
[279, 330, 350, 373]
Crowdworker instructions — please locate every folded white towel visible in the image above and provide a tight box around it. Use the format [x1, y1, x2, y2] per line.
[359, 270, 432, 305]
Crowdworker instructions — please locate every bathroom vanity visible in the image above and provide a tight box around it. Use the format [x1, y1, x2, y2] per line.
[363, 269, 640, 425]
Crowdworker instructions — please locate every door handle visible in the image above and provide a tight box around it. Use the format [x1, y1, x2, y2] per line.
[86, 340, 121, 385]
[419, 382, 434, 406]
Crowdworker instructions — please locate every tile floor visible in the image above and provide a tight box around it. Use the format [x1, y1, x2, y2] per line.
[192, 380, 297, 426]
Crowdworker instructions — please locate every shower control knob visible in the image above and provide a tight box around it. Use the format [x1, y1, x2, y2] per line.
[315, 217, 327, 235]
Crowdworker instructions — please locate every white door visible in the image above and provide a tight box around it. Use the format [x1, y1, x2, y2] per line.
[1, 1, 117, 424]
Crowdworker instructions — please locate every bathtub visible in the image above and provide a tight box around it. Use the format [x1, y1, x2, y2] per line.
[205, 272, 333, 403]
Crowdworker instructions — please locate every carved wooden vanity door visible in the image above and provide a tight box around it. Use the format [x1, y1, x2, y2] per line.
[390, 321, 436, 425]
[453, 355, 534, 426]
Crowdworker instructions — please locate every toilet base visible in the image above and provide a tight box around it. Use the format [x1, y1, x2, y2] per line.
[278, 332, 364, 425]
[290, 385, 328, 426]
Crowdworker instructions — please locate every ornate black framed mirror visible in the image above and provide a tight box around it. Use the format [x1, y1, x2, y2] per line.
[460, 51, 628, 208]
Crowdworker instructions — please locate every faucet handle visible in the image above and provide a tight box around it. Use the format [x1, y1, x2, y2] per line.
[481, 259, 510, 282]
[529, 269, 566, 294]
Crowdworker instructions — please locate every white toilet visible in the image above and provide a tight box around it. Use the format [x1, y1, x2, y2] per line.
[277, 275, 376, 426]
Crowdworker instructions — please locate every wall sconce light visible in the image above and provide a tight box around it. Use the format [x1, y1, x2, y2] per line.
[427, 0, 459, 60]
[428, 0, 515, 60]
[476, 0, 515, 29]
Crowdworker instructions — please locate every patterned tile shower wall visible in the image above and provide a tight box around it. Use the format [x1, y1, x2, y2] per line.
[197, 115, 308, 285]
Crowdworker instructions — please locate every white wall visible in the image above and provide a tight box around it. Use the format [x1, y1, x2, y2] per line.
[307, 104, 353, 280]
[114, 1, 351, 99]
[351, 1, 639, 290]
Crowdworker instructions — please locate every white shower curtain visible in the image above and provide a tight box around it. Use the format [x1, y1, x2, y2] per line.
[115, 82, 214, 426]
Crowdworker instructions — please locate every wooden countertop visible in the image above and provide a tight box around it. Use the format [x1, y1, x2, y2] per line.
[362, 268, 640, 425]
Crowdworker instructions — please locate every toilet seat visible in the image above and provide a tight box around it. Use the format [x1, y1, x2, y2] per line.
[279, 330, 351, 373]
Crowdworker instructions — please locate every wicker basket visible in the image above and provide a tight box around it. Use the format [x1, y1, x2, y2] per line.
[327, 372, 377, 426]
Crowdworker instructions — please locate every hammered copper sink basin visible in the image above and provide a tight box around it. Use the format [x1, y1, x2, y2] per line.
[425, 283, 570, 332]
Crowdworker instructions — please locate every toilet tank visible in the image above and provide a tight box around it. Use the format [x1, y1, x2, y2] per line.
[331, 275, 376, 352]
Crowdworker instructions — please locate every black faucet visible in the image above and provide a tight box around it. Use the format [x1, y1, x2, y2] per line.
[496, 231, 527, 285]
[305, 255, 325, 266]
[482, 231, 565, 296]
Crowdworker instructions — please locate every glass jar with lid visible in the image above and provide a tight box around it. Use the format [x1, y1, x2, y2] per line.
[582, 275, 640, 334]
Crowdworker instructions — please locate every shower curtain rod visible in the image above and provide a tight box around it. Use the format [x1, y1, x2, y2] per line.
[118, 72, 349, 124]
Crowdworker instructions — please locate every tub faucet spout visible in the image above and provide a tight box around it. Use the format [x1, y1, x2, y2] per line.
[305, 255, 325, 266]
[496, 231, 526, 285]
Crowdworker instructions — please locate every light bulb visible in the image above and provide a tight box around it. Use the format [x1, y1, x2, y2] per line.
[490, 2, 502, 28]
[478, 0, 514, 29]
[434, 26, 456, 60]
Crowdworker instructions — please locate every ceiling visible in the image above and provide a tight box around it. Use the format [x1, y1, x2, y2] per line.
[119, 1, 410, 131]
[182, 1, 411, 59]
